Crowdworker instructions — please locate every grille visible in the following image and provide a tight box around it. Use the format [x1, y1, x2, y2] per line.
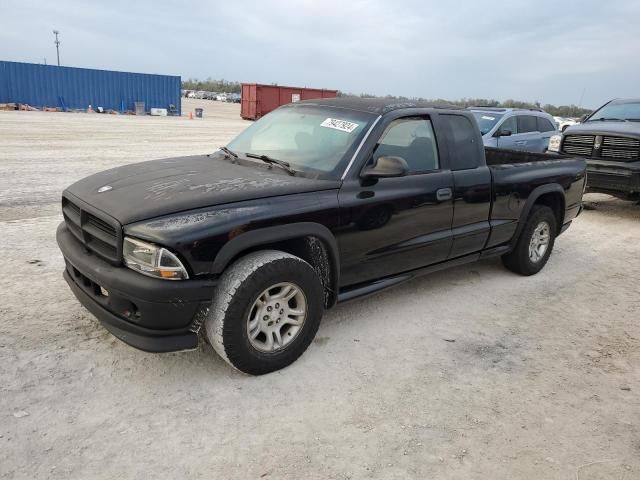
[602, 136, 640, 148]
[565, 134, 595, 145]
[562, 134, 640, 161]
[600, 148, 639, 160]
[62, 196, 121, 263]
[562, 144, 593, 156]
[562, 135, 594, 157]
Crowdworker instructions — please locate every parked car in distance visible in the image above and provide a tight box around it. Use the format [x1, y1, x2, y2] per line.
[553, 116, 578, 132]
[216, 93, 228, 102]
[57, 98, 586, 375]
[226, 93, 241, 103]
[549, 98, 640, 200]
[469, 107, 559, 153]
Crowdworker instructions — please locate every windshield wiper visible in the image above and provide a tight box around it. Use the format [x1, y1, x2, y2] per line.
[218, 146, 238, 161]
[588, 117, 628, 122]
[245, 153, 296, 176]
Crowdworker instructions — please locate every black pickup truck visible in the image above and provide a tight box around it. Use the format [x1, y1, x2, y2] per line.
[556, 98, 640, 200]
[57, 98, 586, 374]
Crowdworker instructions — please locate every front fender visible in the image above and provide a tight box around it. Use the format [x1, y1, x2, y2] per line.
[211, 222, 341, 307]
[212, 222, 338, 273]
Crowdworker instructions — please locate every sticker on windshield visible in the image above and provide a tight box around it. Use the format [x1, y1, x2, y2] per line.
[320, 118, 359, 133]
[481, 116, 495, 120]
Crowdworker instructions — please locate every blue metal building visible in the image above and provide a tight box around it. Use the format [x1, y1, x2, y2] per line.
[0, 61, 181, 114]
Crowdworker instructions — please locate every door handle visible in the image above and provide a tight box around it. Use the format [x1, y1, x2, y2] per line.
[436, 188, 453, 201]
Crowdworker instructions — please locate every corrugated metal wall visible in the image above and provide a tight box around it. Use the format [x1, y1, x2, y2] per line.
[0, 61, 181, 114]
[241, 83, 338, 120]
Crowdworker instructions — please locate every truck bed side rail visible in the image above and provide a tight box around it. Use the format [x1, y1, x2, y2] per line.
[485, 147, 572, 166]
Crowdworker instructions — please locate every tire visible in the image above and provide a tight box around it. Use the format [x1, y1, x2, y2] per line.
[501, 205, 557, 276]
[205, 250, 324, 375]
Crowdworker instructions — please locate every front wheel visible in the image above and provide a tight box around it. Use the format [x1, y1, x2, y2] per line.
[205, 250, 324, 375]
[502, 205, 557, 276]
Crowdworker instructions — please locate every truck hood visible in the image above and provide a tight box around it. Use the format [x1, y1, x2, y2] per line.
[565, 121, 640, 138]
[64, 155, 340, 224]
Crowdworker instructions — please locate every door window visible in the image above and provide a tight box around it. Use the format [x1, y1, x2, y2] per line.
[373, 117, 439, 172]
[498, 116, 518, 135]
[537, 117, 556, 132]
[518, 115, 539, 133]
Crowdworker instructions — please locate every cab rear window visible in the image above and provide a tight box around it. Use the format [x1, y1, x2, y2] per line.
[441, 115, 479, 170]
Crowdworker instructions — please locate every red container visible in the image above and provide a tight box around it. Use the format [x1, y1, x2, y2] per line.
[241, 83, 338, 120]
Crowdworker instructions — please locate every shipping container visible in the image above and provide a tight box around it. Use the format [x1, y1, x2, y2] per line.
[0, 61, 181, 114]
[241, 83, 337, 120]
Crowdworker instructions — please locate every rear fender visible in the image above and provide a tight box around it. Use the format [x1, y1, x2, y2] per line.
[510, 184, 565, 247]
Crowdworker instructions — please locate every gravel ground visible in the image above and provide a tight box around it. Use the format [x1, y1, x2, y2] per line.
[1, 100, 639, 480]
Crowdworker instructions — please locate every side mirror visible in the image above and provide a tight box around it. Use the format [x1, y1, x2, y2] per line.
[579, 114, 589, 123]
[361, 156, 409, 178]
[495, 129, 512, 137]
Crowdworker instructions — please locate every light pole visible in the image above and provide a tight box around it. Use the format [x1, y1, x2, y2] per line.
[53, 30, 61, 66]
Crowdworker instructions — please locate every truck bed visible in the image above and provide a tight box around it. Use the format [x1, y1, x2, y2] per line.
[484, 146, 575, 166]
[485, 147, 587, 249]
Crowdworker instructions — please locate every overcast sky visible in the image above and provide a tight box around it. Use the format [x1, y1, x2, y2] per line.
[2, 0, 639, 108]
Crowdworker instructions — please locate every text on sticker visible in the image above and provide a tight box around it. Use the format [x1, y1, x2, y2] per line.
[320, 118, 359, 133]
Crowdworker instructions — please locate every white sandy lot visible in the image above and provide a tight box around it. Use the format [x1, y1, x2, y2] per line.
[1, 99, 638, 480]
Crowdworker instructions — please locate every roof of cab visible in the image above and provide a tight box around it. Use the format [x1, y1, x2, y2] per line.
[469, 106, 545, 113]
[295, 97, 462, 115]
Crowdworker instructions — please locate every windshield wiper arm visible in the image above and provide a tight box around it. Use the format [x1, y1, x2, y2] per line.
[589, 117, 627, 122]
[218, 146, 238, 160]
[245, 153, 296, 176]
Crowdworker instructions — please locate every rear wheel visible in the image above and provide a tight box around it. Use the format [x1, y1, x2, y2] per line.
[205, 250, 324, 375]
[502, 205, 557, 276]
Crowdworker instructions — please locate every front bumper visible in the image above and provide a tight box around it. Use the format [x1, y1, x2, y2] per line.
[586, 161, 640, 198]
[57, 222, 217, 352]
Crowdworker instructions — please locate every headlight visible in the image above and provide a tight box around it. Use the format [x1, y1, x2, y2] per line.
[548, 134, 562, 153]
[123, 237, 189, 280]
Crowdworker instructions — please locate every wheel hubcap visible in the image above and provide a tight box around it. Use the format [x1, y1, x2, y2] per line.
[247, 282, 307, 353]
[529, 221, 550, 263]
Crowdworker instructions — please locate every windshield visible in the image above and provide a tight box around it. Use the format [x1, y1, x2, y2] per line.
[227, 104, 376, 178]
[587, 99, 640, 122]
[471, 111, 504, 135]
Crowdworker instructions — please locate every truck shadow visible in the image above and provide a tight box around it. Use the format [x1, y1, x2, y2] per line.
[148, 257, 509, 371]
[321, 257, 505, 328]
[582, 193, 640, 221]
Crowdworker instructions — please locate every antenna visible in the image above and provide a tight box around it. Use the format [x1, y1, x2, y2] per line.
[53, 30, 61, 66]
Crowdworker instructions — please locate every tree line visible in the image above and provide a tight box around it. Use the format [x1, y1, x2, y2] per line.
[181, 79, 591, 118]
[182, 78, 242, 94]
[337, 92, 592, 118]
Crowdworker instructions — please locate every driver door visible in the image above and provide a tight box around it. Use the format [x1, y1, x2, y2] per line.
[336, 116, 454, 287]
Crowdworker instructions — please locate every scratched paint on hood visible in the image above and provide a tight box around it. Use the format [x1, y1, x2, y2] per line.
[141, 206, 262, 231]
[64, 154, 340, 224]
